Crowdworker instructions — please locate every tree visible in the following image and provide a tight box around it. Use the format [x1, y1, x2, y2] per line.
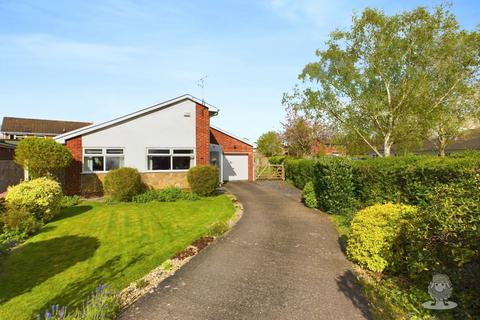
[256, 131, 283, 157]
[282, 88, 337, 157]
[291, 5, 480, 156]
[282, 117, 315, 157]
[15, 137, 72, 179]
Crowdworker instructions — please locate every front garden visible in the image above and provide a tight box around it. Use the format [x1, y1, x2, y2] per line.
[0, 195, 234, 319]
[280, 154, 480, 319]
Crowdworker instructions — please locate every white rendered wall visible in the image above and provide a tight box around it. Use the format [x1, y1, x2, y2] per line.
[82, 100, 196, 172]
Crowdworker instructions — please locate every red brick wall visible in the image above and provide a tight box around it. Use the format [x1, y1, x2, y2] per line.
[65, 136, 82, 195]
[195, 103, 210, 165]
[210, 128, 254, 181]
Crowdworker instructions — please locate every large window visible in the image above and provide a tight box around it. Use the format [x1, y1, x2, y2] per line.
[83, 148, 124, 172]
[147, 148, 194, 171]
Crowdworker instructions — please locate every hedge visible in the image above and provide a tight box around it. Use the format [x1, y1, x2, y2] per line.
[284, 158, 315, 190]
[284, 155, 480, 214]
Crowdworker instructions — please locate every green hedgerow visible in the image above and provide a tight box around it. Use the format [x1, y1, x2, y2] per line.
[103, 167, 144, 202]
[187, 165, 219, 196]
[347, 203, 417, 273]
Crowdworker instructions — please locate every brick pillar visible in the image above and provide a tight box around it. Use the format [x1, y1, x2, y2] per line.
[65, 136, 82, 195]
[195, 104, 210, 165]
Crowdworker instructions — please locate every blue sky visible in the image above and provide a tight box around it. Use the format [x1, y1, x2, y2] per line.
[0, 1, 478, 142]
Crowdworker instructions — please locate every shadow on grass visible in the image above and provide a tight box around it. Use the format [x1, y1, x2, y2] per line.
[0, 235, 99, 304]
[336, 270, 373, 320]
[38, 253, 147, 314]
[52, 205, 93, 222]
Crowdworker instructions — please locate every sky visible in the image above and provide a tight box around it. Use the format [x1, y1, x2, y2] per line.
[0, 0, 479, 143]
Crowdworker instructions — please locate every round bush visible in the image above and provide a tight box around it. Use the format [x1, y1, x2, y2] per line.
[187, 165, 219, 196]
[14, 137, 72, 178]
[5, 177, 63, 222]
[347, 203, 417, 273]
[303, 181, 318, 208]
[103, 167, 143, 201]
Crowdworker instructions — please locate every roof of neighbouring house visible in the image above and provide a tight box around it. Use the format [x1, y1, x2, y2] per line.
[54, 94, 219, 143]
[419, 127, 480, 152]
[1, 117, 92, 136]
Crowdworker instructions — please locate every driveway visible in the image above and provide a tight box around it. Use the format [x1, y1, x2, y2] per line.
[119, 181, 371, 320]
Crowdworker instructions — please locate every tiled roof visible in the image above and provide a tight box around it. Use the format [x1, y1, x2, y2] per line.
[1, 117, 92, 135]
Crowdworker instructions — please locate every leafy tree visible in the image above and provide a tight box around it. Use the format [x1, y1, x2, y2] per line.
[290, 5, 480, 157]
[282, 90, 337, 157]
[282, 117, 316, 157]
[14, 137, 72, 179]
[256, 131, 283, 157]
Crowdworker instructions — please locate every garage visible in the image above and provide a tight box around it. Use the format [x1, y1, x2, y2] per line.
[223, 154, 249, 181]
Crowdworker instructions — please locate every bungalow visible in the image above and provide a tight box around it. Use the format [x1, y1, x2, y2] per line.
[54, 95, 254, 195]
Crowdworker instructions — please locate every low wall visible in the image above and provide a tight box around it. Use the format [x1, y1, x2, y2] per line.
[80, 172, 189, 196]
[0, 160, 23, 193]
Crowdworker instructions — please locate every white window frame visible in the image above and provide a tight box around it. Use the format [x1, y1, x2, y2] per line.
[146, 148, 195, 172]
[82, 148, 125, 173]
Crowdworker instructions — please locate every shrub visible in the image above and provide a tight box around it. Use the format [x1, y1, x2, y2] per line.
[179, 191, 201, 201]
[60, 195, 81, 207]
[132, 188, 201, 203]
[6, 178, 63, 222]
[157, 187, 184, 202]
[14, 137, 72, 179]
[284, 158, 315, 189]
[208, 220, 229, 237]
[268, 155, 287, 165]
[347, 203, 417, 273]
[1, 208, 42, 235]
[302, 181, 317, 208]
[402, 175, 480, 275]
[103, 167, 144, 202]
[313, 157, 356, 215]
[187, 165, 219, 196]
[132, 190, 158, 203]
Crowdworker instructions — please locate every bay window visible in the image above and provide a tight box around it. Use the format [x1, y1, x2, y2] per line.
[83, 148, 124, 172]
[147, 148, 194, 171]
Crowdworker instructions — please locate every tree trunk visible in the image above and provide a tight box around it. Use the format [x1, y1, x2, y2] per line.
[438, 136, 447, 157]
[383, 134, 392, 157]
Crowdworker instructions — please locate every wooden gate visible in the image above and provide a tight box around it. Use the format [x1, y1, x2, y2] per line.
[255, 163, 285, 180]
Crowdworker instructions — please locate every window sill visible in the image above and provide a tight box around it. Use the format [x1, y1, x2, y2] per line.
[145, 170, 190, 173]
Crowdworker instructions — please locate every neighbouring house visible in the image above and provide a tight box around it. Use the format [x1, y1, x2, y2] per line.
[366, 127, 480, 157]
[417, 127, 480, 155]
[0, 141, 23, 193]
[311, 141, 346, 156]
[54, 95, 254, 195]
[1, 116, 92, 143]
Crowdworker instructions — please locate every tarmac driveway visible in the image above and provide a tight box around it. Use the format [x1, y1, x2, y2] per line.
[119, 181, 371, 320]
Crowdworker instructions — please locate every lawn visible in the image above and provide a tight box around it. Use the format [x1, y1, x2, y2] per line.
[0, 196, 235, 319]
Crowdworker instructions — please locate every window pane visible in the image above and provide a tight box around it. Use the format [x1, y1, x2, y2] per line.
[85, 149, 103, 154]
[173, 149, 194, 154]
[106, 156, 124, 171]
[148, 149, 170, 154]
[106, 149, 123, 154]
[148, 156, 171, 170]
[83, 156, 104, 171]
[173, 156, 191, 170]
